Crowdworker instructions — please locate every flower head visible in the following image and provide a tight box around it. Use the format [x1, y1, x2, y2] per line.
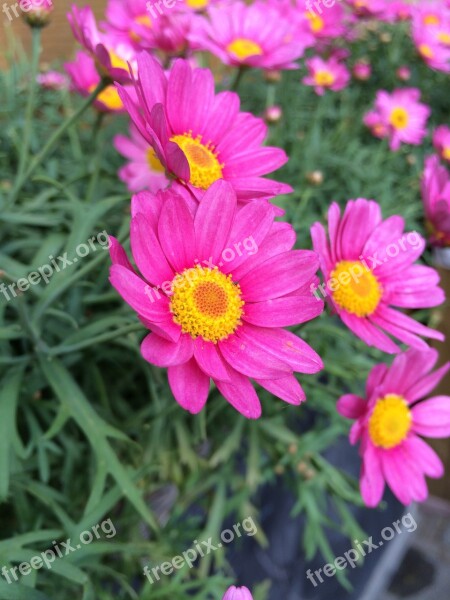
[311, 199, 445, 354]
[421, 155, 450, 247]
[223, 586, 254, 600]
[117, 54, 292, 201]
[337, 348, 450, 506]
[37, 71, 69, 91]
[114, 124, 169, 193]
[363, 89, 431, 151]
[109, 181, 323, 418]
[303, 56, 350, 96]
[433, 125, 450, 163]
[353, 60, 372, 81]
[299, 1, 347, 39]
[22, 0, 53, 27]
[189, 0, 309, 70]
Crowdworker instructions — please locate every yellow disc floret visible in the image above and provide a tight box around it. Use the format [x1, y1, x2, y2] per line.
[186, 0, 209, 9]
[305, 12, 324, 33]
[369, 394, 412, 449]
[227, 38, 263, 61]
[170, 132, 224, 190]
[314, 70, 335, 87]
[331, 260, 382, 317]
[89, 84, 123, 111]
[419, 44, 434, 59]
[390, 107, 409, 130]
[170, 266, 244, 343]
[147, 148, 165, 173]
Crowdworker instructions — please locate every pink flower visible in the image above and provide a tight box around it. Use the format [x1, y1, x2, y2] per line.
[396, 65, 411, 81]
[433, 125, 450, 163]
[411, 2, 450, 72]
[117, 54, 293, 200]
[337, 348, 450, 506]
[300, 2, 347, 39]
[421, 155, 450, 247]
[353, 60, 372, 81]
[189, 1, 308, 70]
[67, 5, 137, 83]
[223, 586, 254, 600]
[65, 51, 130, 113]
[303, 56, 350, 96]
[37, 71, 69, 91]
[346, 0, 388, 19]
[114, 124, 169, 193]
[109, 180, 324, 418]
[311, 199, 445, 354]
[363, 89, 431, 151]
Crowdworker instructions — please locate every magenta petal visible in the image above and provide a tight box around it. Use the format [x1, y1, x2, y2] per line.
[194, 180, 236, 264]
[109, 264, 169, 322]
[360, 443, 385, 508]
[407, 362, 450, 403]
[158, 195, 196, 272]
[131, 190, 164, 225]
[403, 436, 444, 478]
[380, 449, 412, 505]
[337, 394, 366, 419]
[109, 236, 134, 272]
[412, 396, 450, 437]
[131, 213, 174, 285]
[310, 221, 333, 275]
[168, 358, 210, 414]
[366, 363, 388, 397]
[256, 375, 306, 405]
[141, 333, 193, 367]
[215, 368, 262, 419]
[243, 294, 323, 327]
[339, 311, 400, 354]
[193, 338, 230, 382]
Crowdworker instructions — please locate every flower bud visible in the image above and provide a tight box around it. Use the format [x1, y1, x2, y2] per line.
[264, 105, 283, 124]
[22, 0, 54, 28]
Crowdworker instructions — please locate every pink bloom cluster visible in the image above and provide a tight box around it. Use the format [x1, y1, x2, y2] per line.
[411, 1, 450, 72]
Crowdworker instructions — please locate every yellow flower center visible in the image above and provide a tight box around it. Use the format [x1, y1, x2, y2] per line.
[170, 132, 224, 190]
[423, 14, 440, 26]
[227, 38, 263, 61]
[147, 148, 165, 173]
[186, 0, 209, 8]
[108, 51, 130, 71]
[438, 32, 450, 46]
[390, 107, 409, 130]
[419, 43, 434, 59]
[443, 147, 450, 161]
[130, 15, 152, 42]
[305, 12, 324, 33]
[170, 266, 244, 343]
[369, 394, 412, 449]
[331, 260, 382, 317]
[314, 70, 335, 86]
[89, 84, 123, 111]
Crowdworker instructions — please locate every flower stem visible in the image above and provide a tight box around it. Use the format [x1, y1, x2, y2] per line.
[231, 66, 247, 92]
[9, 80, 108, 205]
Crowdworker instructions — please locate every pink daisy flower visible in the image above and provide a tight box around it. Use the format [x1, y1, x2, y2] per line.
[109, 180, 324, 418]
[364, 89, 431, 151]
[311, 198, 445, 354]
[303, 56, 350, 96]
[117, 53, 293, 201]
[433, 125, 450, 163]
[189, 1, 309, 70]
[421, 155, 450, 248]
[300, 2, 347, 39]
[67, 5, 137, 83]
[65, 51, 130, 113]
[114, 124, 169, 193]
[37, 71, 69, 91]
[412, 26, 450, 73]
[223, 586, 254, 600]
[337, 348, 450, 506]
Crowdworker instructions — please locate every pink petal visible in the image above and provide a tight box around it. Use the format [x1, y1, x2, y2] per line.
[215, 367, 262, 419]
[131, 213, 174, 285]
[193, 338, 230, 382]
[337, 394, 366, 419]
[158, 195, 196, 272]
[360, 443, 385, 508]
[243, 294, 323, 327]
[168, 358, 210, 414]
[339, 310, 400, 354]
[256, 375, 306, 405]
[141, 333, 193, 367]
[407, 362, 450, 403]
[403, 436, 444, 478]
[109, 236, 134, 272]
[366, 363, 388, 397]
[412, 396, 450, 437]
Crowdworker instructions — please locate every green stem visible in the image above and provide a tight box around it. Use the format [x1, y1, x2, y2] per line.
[87, 111, 106, 203]
[231, 66, 247, 92]
[17, 28, 41, 183]
[9, 80, 108, 205]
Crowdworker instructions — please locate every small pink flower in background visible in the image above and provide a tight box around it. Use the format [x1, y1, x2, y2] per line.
[346, 0, 388, 19]
[363, 89, 431, 151]
[117, 53, 293, 201]
[109, 180, 324, 418]
[223, 586, 254, 600]
[103, 0, 154, 49]
[337, 348, 450, 506]
[189, 1, 309, 70]
[303, 56, 350, 96]
[396, 65, 411, 81]
[363, 110, 388, 140]
[421, 155, 450, 247]
[67, 5, 136, 83]
[264, 105, 283, 124]
[311, 198, 445, 354]
[37, 71, 69, 91]
[299, 2, 347, 40]
[353, 60, 372, 81]
[411, 2, 450, 73]
[433, 125, 450, 163]
[65, 51, 131, 113]
[114, 124, 169, 193]
[383, 1, 412, 22]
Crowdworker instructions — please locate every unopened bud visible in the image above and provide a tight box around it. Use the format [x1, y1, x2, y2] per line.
[22, 0, 54, 28]
[306, 171, 324, 185]
[264, 105, 283, 124]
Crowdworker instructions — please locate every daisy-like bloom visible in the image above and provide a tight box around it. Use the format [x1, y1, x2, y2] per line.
[37, 71, 70, 91]
[67, 5, 137, 83]
[117, 54, 293, 201]
[65, 52, 129, 113]
[363, 110, 389, 140]
[114, 124, 169, 193]
[223, 586, 254, 600]
[412, 26, 450, 73]
[189, 1, 309, 71]
[103, 0, 153, 49]
[300, 2, 346, 40]
[353, 60, 372, 81]
[311, 198, 445, 354]
[421, 155, 450, 247]
[109, 180, 324, 418]
[363, 89, 431, 151]
[433, 125, 450, 163]
[303, 56, 350, 96]
[337, 348, 450, 506]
